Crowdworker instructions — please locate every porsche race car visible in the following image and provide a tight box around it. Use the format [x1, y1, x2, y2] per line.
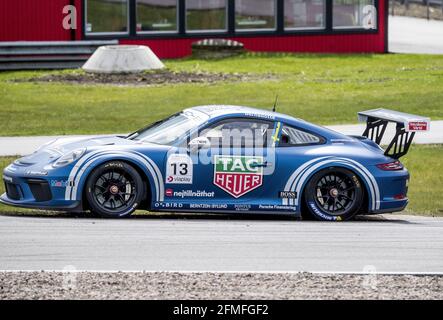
[1, 106, 430, 221]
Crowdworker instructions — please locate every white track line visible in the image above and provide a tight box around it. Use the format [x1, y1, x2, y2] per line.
[1, 270, 442, 275]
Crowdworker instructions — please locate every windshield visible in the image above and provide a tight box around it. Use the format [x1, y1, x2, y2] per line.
[128, 111, 209, 145]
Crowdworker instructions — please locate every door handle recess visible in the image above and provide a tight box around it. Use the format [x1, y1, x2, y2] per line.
[250, 162, 269, 168]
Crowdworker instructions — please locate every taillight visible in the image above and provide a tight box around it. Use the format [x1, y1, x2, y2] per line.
[377, 161, 404, 171]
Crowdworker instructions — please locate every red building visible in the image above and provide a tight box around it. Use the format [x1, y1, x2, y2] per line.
[0, 0, 389, 58]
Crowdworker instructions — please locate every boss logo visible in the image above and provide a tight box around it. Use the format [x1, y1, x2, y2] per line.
[279, 191, 297, 199]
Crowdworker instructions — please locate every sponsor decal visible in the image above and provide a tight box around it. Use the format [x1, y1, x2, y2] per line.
[308, 202, 341, 221]
[244, 113, 275, 120]
[165, 189, 215, 198]
[234, 204, 251, 211]
[213, 155, 263, 198]
[154, 202, 184, 209]
[151, 203, 298, 213]
[408, 121, 428, 131]
[50, 180, 70, 188]
[279, 191, 297, 199]
[166, 154, 193, 184]
[25, 170, 48, 176]
[258, 204, 297, 211]
[105, 162, 124, 168]
[190, 203, 228, 209]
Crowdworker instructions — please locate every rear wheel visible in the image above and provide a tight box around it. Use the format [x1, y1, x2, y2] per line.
[85, 161, 145, 218]
[303, 167, 363, 221]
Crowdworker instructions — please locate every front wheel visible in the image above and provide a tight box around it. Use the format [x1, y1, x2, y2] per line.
[85, 161, 145, 218]
[303, 167, 364, 221]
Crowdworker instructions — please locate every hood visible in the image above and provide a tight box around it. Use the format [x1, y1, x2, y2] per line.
[15, 135, 138, 166]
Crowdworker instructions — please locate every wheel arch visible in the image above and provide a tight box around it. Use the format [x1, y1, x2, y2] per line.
[71, 153, 161, 211]
[297, 162, 376, 215]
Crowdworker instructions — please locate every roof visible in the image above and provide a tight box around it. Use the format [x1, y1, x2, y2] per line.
[187, 105, 295, 121]
[186, 105, 351, 141]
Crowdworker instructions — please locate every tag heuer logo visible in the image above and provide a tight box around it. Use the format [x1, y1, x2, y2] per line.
[213, 155, 263, 198]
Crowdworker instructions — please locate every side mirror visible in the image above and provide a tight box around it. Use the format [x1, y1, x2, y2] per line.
[188, 137, 210, 153]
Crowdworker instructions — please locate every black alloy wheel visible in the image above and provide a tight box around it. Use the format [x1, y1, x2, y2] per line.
[85, 161, 145, 218]
[303, 167, 364, 221]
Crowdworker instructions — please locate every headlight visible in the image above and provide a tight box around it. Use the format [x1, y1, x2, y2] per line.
[52, 148, 86, 168]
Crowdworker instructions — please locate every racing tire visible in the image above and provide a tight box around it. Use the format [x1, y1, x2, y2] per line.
[85, 161, 145, 218]
[303, 167, 364, 221]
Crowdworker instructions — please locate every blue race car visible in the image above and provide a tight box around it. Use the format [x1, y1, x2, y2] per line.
[1, 106, 430, 221]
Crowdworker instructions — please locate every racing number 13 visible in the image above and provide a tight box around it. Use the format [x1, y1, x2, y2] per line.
[171, 163, 188, 176]
[166, 154, 193, 184]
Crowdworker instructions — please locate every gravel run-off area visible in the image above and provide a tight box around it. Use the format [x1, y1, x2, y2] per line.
[16, 70, 276, 86]
[1, 272, 442, 300]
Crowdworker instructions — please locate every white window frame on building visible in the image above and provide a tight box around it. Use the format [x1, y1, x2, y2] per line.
[185, 0, 229, 33]
[136, 0, 179, 34]
[234, 0, 278, 32]
[85, 0, 130, 35]
[283, 0, 326, 31]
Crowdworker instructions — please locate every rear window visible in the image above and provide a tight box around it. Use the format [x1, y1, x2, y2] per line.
[279, 125, 321, 146]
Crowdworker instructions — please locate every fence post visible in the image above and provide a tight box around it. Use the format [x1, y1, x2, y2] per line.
[427, 0, 430, 20]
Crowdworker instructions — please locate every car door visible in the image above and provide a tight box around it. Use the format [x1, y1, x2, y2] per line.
[272, 122, 327, 211]
[165, 117, 289, 213]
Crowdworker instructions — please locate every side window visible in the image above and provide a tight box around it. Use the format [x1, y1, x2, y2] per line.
[200, 119, 273, 148]
[279, 125, 321, 146]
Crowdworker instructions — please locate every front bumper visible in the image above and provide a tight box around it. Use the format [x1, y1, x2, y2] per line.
[0, 192, 82, 211]
[2, 165, 82, 211]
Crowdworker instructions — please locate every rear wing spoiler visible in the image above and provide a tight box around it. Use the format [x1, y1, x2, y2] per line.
[358, 108, 430, 159]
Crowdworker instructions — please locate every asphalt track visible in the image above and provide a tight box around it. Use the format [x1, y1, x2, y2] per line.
[0, 214, 442, 273]
[389, 16, 443, 54]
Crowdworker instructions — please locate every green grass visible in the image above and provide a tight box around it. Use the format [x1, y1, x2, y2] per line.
[0, 145, 442, 216]
[401, 145, 443, 216]
[1, 53, 443, 136]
